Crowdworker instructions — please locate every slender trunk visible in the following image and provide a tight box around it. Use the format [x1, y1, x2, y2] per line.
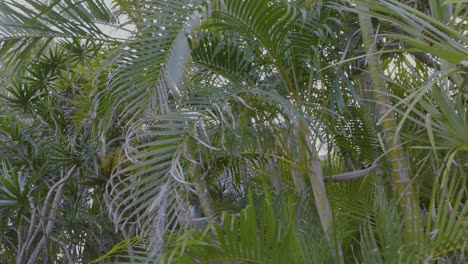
[267, 156, 282, 192]
[289, 129, 308, 196]
[355, 70, 386, 188]
[193, 173, 217, 223]
[296, 120, 343, 263]
[241, 164, 250, 196]
[308, 157, 343, 262]
[358, 12, 422, 241]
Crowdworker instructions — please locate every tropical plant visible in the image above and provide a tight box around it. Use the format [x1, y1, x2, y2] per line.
[0, 0, 466, 263]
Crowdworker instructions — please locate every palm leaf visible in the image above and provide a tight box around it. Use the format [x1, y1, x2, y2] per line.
[161, 190, 305, 264]
[97, 0, 204, 129]
[191, 32, 261, 85]
[0, 0, 115, 72]
[342, 0, 468, 64]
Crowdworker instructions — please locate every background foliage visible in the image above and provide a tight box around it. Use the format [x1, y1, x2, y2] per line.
[0, 0, 467, 263]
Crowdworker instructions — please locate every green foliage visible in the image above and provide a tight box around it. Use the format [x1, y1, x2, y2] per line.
[161, 190, 306, 264]
[0, 0, 467, 263]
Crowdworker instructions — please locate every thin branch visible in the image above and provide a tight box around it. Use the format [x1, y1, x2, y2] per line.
[324, 163, 379, 182]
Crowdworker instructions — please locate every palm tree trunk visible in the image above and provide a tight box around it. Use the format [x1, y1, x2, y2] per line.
[193, 172, 217, 223]
[295, 120, 344, 263]
[267, 155, 282, 192]
[358, 11, 422, 241]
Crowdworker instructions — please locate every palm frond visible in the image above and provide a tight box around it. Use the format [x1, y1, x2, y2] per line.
[191, 32, 261, 85]
[161, 190, 305, 264]
[425, 171, 468, 262]
[97, 0, 204, 129]
[208, 0, 302, 93]
[342, 0, 468, 64]
[0, 0, 115, 72]
[358, 168, 467, 263]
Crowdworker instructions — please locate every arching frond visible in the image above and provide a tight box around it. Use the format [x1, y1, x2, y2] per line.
[343, 0, 468, 65]
[191, 32, 261, 85]
[97, 0, 204, 129]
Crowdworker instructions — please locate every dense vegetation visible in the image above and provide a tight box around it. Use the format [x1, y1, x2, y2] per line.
[0, 0, 466, 263]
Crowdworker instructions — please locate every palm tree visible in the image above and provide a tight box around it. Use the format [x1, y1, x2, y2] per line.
[0, 37, 130, 262]
[0, 0, 466, 263]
